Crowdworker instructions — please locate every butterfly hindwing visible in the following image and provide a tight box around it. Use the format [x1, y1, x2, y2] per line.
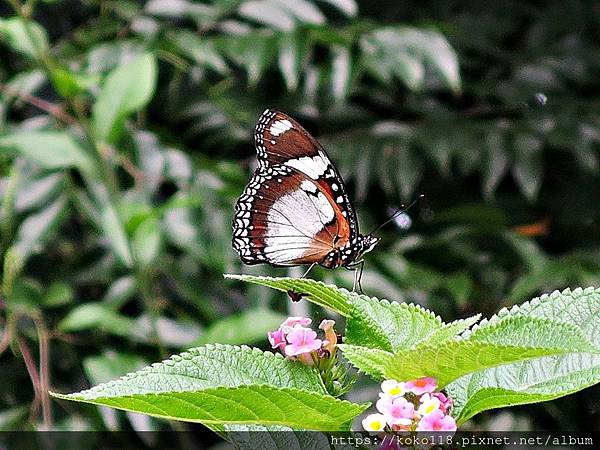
[233, 167, 346, 265]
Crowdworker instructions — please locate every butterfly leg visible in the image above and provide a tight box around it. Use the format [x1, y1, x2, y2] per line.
[301, 262, 317, 279]
[350, 260, 364, 293]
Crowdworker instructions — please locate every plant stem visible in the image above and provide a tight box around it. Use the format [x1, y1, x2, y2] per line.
[17, 336, 42, 424]
[34, 314, 52, 428]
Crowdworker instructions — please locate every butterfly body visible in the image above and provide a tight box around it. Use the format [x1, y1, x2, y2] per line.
[232, 109, 379, 279]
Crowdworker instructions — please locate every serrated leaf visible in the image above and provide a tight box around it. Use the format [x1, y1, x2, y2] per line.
[226, 424, 332, 450]
[92, 53, 157, 144]
[427, 314, 481, 343]
[447, 353, 600, 424]
[229, 276, 474, 353]
[65, 344, 326, 395]
[382, 317, 597, 386]
[52, 385, 367, 430]
[340, 289, 600, 387]
[336, 345, 393, 379]
[344, 293, 445, 352]
[51, 345, 368, 430]
[444, 287, 600, 422]
[225, 275, 356, 316]
[470, 287, 600, 344]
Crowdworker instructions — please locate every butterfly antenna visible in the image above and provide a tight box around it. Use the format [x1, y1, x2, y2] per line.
[368, 194, 425, 235]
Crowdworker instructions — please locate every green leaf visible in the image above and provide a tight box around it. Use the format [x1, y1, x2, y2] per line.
[224, 275, 356, 316]
[481, 132, 509, 200]
[83, 352, 148, 386]
[319, 0, 357, 17]
[92, 53, 157, 144]
[411, 287, 600, 422]
[226, 424, 333, 450]
[52, 385, 366, 430]
[370, 316, 596, 386]
[0, 17, 48, 59]
[228, 276, 475, 353]
[361, 32, 423, 90]
[64, 344, 327, 394]
[277, 31, 309, 91]
[0, 131, 95, 174]
[51, 345, 367, 430]
[49, 68, 100, 98]
[238, 0, 325, 31]
[344, 293, 446, 352]
[58, 303, 136, 336]
[132, 217, 162, 268]
[42, 281, 74, 307]
[330, 45, 352, 101]
[195, 308, 287, 346]
[360, 27, 460, 93]
[276, 0, 325, 25]
[493, 287, 600, 344]
[512, 133, 543, 201]
[12, 195, 68, 264]
[167, 31, 229, 74]
[219, 34, 275, 87]
[447, 353, 600, 424]
[101, 204, 133, 268]
[335, 345, 394, 379]
[0, 406, 29, 431]
[14, 173, 64, 213]
[238, 1, 295, 31]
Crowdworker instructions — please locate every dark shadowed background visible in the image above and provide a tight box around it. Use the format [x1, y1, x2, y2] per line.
[1, 0, 599, 442]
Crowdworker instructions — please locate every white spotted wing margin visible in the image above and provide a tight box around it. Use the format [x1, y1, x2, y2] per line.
[232, 109, 360, 267]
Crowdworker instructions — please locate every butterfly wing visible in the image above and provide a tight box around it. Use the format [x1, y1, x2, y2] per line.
[232, 109, 358, 266]
[254, 109, 359, 234]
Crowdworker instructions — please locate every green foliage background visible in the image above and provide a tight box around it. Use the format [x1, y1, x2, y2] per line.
[0, 0, 599, 439]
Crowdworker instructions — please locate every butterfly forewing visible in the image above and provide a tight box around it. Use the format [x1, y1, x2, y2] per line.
[233, 109, 359, 266]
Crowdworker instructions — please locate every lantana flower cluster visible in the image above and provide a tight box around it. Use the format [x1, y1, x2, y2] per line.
[362, 377, 456, 433]
[268, 316, 336, 365]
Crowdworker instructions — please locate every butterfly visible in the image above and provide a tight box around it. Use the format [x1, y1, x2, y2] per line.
[232, 109, 380, 291]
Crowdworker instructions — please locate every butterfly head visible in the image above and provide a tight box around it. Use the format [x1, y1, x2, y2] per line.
[356, 234, 380, 260]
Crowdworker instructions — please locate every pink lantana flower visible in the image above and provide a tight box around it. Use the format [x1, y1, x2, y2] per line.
[267, 329, 286, 350]
[380, 379, 406, 398]
[362, 413, 387, 433]
[417, 393, 441, 416]
[431, 392, 453, 413]
[284, 326, 323, 356]
[415, 409, 457, 432]
[280, 316, 312, 332]
[405, 376, 437, 395]
[376, 395, 415, 426]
